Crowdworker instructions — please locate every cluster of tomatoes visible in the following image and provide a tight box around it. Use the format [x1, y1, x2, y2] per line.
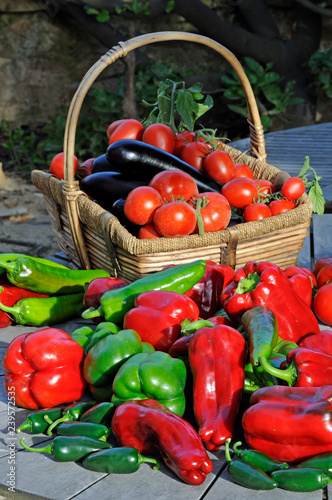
[312, 258, 332, 327]
[49, 117, 307, 238]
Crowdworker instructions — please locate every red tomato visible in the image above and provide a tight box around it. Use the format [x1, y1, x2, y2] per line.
[221, 177, 257, 209]
[49, 152, 79, 180]
[106, 119, 128, 138]
[316, 263, 332, 288]
[243, 203, 272, 222]
[253, 179, 276, 202]
[231, 163, 255, 180]
[313, 282, 332, 326]
[180, 141, 211, 171]
[189, 192, 231, 233]
[153, 201, 197, 237]
[138, 224, 161, 239]
[269, 199, 296, 215]
[149, 170, 198, 203]
[313, 257, 332, 278]
[281, 176, 306, 201]
[173, 131, 195, 157]
[203, 150, 234, 184]
[124, 186, 163, 225]
[108, 119, 144, 144]
[76, 158, 95, 181]
[142, 123, 175, 153]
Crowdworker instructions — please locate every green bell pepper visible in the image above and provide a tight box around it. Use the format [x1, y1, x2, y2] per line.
[112, 351, 187, 416]
[83, 328, 154, 401]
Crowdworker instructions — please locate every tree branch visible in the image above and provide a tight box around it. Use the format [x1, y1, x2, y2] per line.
[292, 0, 332, 17]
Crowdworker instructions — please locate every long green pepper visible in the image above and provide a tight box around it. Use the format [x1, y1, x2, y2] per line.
[16, 407, 66, 434]
[270, 467, 332, 492]
[1, 256, 110, 295]
[0, 292, 85, 326]
[82, 259, 207, 325]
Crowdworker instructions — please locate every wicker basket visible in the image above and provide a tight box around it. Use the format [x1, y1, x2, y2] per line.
[31, 32, 312, 281]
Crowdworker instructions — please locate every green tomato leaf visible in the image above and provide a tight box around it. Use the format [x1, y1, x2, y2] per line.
[308, 181, 325, 216]
[176, 90, 195, 131]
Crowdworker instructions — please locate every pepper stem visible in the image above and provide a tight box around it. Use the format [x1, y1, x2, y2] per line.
[235, 272, 260, 294]
[81, 306, 103, 319]
[232, 441, 244, 458]
[181, 319, 214, 336]
[138, 454, 160, 470]
[43, 415, 55, 426]
[224, 438, 232, 463]
[195, 197, 205, 237]
[20, 437, 51, 455]
[0, 300, 19, 317]
[46, 415, 70, 436]
[259, 356, 297, 386]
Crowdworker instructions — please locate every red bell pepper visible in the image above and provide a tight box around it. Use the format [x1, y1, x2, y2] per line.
[0, 278, 49, 328]
[221, 261, 320, 343]
[165, 260, 234, 319]
[111, 399, 213, 485]
[2, 328, 86, 409]
[260, 346, 332, 387]
[242, 385, 332, 463]
[299, 330, 332, 356]
[123, 290, 199, 352]
[83, 276, 128, 323]
[316, 262, 332, 288]
[188, 325, 246, 451]
[313, 257, 332, 277]
[283, 266, 314, 307]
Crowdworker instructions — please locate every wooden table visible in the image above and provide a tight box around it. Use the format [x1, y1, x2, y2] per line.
[0, 122, 332, 499]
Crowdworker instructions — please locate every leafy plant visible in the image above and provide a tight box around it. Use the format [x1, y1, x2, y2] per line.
[307, 48, 332, 99]
[0, 119, 45, 171]
[221, 57, 304, 130]
[142, 79, 214, 133]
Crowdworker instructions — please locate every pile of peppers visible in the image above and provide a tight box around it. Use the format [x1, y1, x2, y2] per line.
[3, 254, 332, 491]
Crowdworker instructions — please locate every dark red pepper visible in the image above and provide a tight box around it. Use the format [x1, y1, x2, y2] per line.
[164, 261, 234, 319]
[123, 290, 199, 352]
[221, 261, 320, 343]
[111, 399, 213, 485]
[0, 278, 49, 328]
[83, 276, 128, 323]
[188, 324, 246, 450]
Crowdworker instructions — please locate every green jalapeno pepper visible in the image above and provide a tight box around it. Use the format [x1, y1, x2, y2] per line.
[15, 407, 66, 434]
[56, 422, 110, 441]
[232, 441, 289, 474]
[47, 401, 96, 436]
[298, 452, 332, 474]
[20, 436, 112, 462]
[225, 439, 278, 490]
[270, 466, 332, 491]
[0, 292, 85, 326]
[82, 447, 160, 473]
[1, 256, 110, 295]
[82, 260, 207, 325]
[80, 402, 121, 426]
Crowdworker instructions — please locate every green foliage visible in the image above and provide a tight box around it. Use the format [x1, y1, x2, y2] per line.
[0, 119, 45, 171]
[2, 61, 190, 171]
[142, 80, 213, 133]
[85, 1, 150, 18]
[307, 48, 332, 99]
[221, 57, 304, 130]
[299, 156, 325, 216]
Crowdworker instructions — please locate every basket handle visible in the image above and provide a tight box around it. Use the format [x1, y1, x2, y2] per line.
[62, 31, 266, 269]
